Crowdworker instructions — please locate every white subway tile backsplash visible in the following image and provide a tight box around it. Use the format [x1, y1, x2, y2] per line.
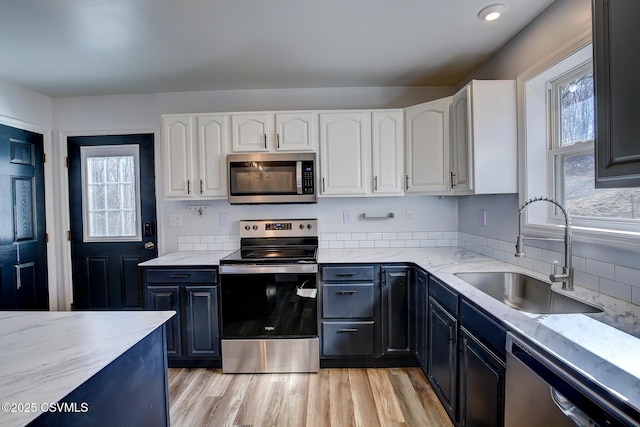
[574, 271, 600, 292]
[572, 256, 586, 273]
[516, 256, 535, 271]
[336, 233, 352, 241]
[215, 235, 230, 243]
[359, 240, 375, 248]
[615, 265, 640, 286]
[367, 232, 383, 241]
[599, 279, 632, 301]
[374, 240, 390, 248]
[421, 240, 436, 248]
[178, 243, 192, 251]
[533, 259, 553, 276]
[443, 232, 458, 240]
[586, 259, 615, 280]
[177, 236, 186, 244]
[389, 240, 406, 248]
[383, 232, 397, 240]
[192, 243, 208, 251]
[398, 232, 413, 240]
[405, 240, 420, 248]
[185, 236, 200, 244]
[200, 236, 216, 243]
[329, 241, 345, 249]
[428, 231, 443, 240]
[207, 242, 223, 250]
[222, 242, 240, 251]
[344, 241, 360, 249]
[351, 232, 367, 240]
[633, 288, 640, 306]
[542, 249, 562, 264]
[488, 238, 500, 249]
[525, 246, 544, 261]
[412, 231, 428, 240]
[477, 236, 488, 247]
[320, 233, 336, 241]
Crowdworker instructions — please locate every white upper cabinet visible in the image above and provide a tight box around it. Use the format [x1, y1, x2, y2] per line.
[162, 113, 228, 200]
[197, 114, 228, 198]
[163, 115, 195, 199]
[319, 111, 371, 196]
[450, 80, 517, 194]
[230, 111, 316, 152]
[275, 112, 316, 151]
[230, 113, 271, 152]
[404, 97, 452, 194]
[372, 110, 404, 195]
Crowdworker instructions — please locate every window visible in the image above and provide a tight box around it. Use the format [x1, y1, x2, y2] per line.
[520, 37, 640, 248]
[80, 145, 142, 242]
[549, 63, 640, 228]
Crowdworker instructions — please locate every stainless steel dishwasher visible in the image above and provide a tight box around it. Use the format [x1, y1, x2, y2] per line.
[505, 333, 639, 426]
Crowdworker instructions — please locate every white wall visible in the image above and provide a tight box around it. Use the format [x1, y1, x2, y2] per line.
[0, 78, 52, 128]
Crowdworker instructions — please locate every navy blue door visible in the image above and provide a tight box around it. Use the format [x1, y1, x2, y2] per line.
[0, 124, 48, 309]
[68, 134, 157, 310]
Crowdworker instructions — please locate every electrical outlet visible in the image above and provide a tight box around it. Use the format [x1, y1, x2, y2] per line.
[220, 212, 229, 226]
[343, 210, 352, 224]
[480, 209, 487, 227]
[169, 214, 182, 227]
[406, 210, 414, 222]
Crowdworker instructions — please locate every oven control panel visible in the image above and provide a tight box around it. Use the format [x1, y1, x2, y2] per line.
[239, 219, 317, 238]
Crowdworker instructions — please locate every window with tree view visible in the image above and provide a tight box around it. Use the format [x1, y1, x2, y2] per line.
[550, 62, 640, 227]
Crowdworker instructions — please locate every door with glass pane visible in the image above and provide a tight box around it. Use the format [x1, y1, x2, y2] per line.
[67, 134, 156, 310]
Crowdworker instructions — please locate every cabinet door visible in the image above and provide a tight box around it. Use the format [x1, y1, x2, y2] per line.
[451, 86, 473, 193]
[593, 0, 640, 188]
[382, 267, 411, 354]
[146, 286, 182, 357]
[197, 114, 227, 198]
[372, 110, 404, 195]
[414, 268, 428, 371]
[162, 115, 195, 198]
[459, 327, 505, 427]
[428, 297, 457, 422]
[404, 98, 451, 193]
[185, 286, 219, 358]
[275, 112, 316, 151]
[319, 112, 371, 195]
[231, 113, 271, 152]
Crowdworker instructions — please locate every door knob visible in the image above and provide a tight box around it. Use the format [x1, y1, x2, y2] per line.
[144, 242, 155, 250]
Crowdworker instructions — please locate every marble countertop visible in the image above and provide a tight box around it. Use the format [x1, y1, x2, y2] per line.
[143, 247, 640, 416]
[0, 310, 175, 426]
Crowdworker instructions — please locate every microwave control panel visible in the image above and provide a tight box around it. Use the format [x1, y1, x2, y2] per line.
[302, 161, 315, 194]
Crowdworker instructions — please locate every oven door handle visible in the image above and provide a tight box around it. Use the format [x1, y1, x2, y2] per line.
[219, 264, 318, 274]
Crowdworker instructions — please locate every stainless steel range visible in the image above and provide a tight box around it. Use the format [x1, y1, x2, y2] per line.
[219, 219, 319, 373]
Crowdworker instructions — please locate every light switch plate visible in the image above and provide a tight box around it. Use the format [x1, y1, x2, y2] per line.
[169, 214, 182, 227]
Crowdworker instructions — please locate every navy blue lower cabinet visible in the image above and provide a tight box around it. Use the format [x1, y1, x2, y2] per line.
[414, 268, 428, 373]
[458, 326, 505, 427]
[31, 327, 170, 426]
[143, 267, 220, 368]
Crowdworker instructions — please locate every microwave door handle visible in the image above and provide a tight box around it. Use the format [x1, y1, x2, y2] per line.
[296, 161, 303, 194]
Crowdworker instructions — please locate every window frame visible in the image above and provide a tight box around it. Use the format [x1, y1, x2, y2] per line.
[80, 144, 142, 243]
[518, 32, 640, 250]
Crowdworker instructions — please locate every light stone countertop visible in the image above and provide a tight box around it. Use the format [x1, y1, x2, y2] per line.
[142, 247, 640, 416]
[0, 310, 175, 427]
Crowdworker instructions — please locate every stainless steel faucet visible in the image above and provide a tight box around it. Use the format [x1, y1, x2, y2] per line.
[515, 197, 574, 291]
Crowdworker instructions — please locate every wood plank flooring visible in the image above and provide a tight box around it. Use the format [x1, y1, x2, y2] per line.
[168, 367, 453, 427]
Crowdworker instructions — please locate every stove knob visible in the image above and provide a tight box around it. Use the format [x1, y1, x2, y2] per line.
[307, 223, 313, 229]
[244, 225, 251, 231]
[299, 224, 305, 230]
[252, 225, 258, 230]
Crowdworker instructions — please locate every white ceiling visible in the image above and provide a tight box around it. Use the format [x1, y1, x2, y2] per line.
[0, 0, 555, 98]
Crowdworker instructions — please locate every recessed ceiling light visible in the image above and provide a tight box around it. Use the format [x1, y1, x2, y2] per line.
[478, 3, 506, 21]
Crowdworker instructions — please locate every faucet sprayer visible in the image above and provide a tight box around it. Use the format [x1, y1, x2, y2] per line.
[515, 197, 574, 291]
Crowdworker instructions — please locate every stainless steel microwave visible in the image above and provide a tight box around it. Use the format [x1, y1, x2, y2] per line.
[227, 153, 316, 204]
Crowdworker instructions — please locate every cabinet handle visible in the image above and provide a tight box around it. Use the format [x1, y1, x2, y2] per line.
[171, 274, 191, 278]
[200, 179, 204, 194]
[187, 179, 191, 195]
[405, 174, 409, 190]
[374, 176, 378, 191]
[322, 177, 325, 193]
[264, 133, 267, 149]
[277, 133, 280, 149]
[448, 324, 455, 341]
[338, 328, 358, 333]
[336, 272, 357, 276]
[337, 290, 357, 295]
[450, 171, 457, 189]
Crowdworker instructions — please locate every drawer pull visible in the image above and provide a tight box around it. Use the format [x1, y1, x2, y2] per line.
[171, 274, 191, 278]
[336, 272, 357, 277]
[338, 328, 358, 333]
[337, 290, 357, 295]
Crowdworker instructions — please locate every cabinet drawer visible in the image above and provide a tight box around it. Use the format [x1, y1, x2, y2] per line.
[146, 269, 217, 284]
[322, 283, 374, 318]
[321, 265, 375, 282]
[460, 299, 507, 359]
[322, 321, 375, 356]
[429, 276, 458, 315]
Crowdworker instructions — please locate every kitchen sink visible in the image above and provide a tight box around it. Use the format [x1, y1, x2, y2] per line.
[454, 272, 603, 314]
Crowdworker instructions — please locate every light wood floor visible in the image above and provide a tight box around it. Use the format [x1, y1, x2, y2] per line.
[168, 367, 453, 427]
